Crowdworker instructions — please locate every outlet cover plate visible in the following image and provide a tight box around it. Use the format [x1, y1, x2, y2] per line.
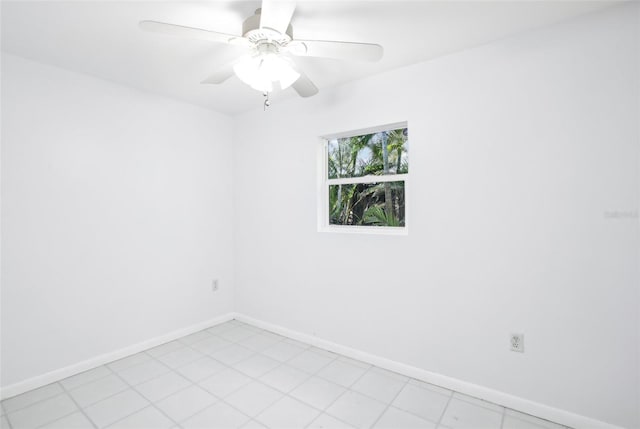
[510, 333, 524, 352]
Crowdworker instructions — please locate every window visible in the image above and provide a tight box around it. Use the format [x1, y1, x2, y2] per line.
[318, 123, 409, 234]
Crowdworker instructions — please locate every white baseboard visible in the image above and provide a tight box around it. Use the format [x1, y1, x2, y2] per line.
[234, 313, 623, 429]
[0, 313, 234, 400]
[1, 311, 625, 429]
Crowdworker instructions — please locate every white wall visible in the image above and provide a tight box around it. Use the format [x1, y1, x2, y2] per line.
[233, 4, 639, 428]
[1, 54, 235, 387]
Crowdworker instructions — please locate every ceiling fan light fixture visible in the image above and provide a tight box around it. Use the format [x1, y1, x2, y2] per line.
[140, 0, 383, 100]
[233, 51, 300, 93]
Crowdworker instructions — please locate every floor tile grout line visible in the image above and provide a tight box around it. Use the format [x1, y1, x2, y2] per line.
[1, 403, 14, 429]
[265, 341, 336, 385]
[107, 351, 155, 373]
[253, 339, 331, 380]
[5, 319, 567, 429]
[185, 326, 312, 380]
[60, 370, 113, 393]
[147, 352, 278, 428]
[394, 402, 451, 427]
[305, 412, 346, 429]
[149, 328, 231, 359]
[196, 332, 341, 427]
[389, 385, 458, 426]
[3, 387, 82, 429]
[506, 409, 574, 429]
[195, 332, 267, 360]
[178, 326, 346, 428]
[177, 328, 217, 344]
[213, 323, 283, 346]
[395, 388, 505, 426]
[150, 325, 298, 427]
[0, 321, 269, 419]
[367, 375, 412, 428]
[310, 355, 379, 428]
[244, 419, 267, 429]
[32, 409, 85, 429]
[104, 359, 185, 429]
[2, 327, 501, 429]
[49, 322, 327, 429]
[452, 391, 506, 414]
[256, 355, 323, 393]
[247, 351, 352, 429]
[3, 322, 278, 429]
[3, 344, 180, 418]
[159, 326, 275, 374]
[7, 322, 431, 429]
[434, 389, 455, 428]
[54, 381, 99, 429]
[1, 373, 113, 416]
[234, 323, 512, 427]
[171, 322, 311, 427]
[226, 325, 425, 416]
[157, 396, 222, 429]
[65, 376, 132, 409]
[175, 394, 255, 428]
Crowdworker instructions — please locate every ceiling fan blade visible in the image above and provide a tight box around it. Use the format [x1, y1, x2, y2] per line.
[139, 20, 247, 46]
[292, 70, 318, 98]
[259, 0, 296, 34]
[201, 62, 236, 84]
[287, 40, 383, 62]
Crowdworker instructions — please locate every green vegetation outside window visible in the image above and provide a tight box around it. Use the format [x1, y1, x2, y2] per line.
[322, 124, 408, 231]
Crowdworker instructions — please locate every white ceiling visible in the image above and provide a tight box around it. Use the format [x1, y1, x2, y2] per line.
[1, 0, 620, 115]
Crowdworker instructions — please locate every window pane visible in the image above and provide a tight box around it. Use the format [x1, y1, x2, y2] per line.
[327, 128, 408, 179]
[329, 181, 405, 227]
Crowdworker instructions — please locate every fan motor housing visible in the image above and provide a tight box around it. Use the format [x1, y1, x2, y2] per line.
[243, 8, 293, 43]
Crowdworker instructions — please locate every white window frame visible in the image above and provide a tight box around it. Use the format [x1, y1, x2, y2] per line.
[317, 122, 409, 235]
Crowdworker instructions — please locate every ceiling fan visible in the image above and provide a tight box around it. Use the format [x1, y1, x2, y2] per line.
[140, 0, 383, 99]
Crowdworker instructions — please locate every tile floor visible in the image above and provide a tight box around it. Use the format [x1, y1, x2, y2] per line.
[1, 320, 569, 429]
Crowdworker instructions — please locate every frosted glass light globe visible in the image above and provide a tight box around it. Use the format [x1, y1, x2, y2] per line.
[234, 53, 300, 93]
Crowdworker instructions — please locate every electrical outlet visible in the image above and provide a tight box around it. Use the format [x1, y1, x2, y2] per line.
[212, 279, 219, 292]
[510, 333, 524, 352]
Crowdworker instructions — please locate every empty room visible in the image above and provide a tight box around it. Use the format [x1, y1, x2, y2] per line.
[1, 1, 638, 428]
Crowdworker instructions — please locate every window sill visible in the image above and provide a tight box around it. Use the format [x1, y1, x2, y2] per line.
[318, 225, 408, 236]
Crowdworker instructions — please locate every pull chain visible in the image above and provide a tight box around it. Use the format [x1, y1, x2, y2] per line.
[263, 92, 271, 111]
